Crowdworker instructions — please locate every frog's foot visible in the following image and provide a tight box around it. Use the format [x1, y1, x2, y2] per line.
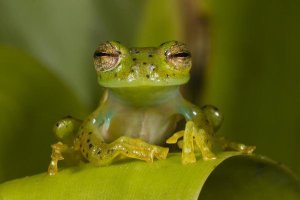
[120, 137, 169, 161]
[166, 130, 185, 149]
[194, 128, 217, 161]
[152, 145, 169, 160]
[48, 142, 68, 176]
[95, 136, 169, 165]
[217, 137, 256, 154]
[166, 130, 184, 144]
[167, 121, 216, 164]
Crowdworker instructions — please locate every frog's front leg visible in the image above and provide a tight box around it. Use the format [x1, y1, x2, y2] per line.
[86, 136, 169, 166]
[167, 121, 216, 164]
[48, 142, 68, 176]
[167, 104, 255, 164]
[48, 116, 82, 175]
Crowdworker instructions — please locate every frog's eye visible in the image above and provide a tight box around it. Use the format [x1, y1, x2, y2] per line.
[164, 42, 192, 70]
[94, 42, 121, 72]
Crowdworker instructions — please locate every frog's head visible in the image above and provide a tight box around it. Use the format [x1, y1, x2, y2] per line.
[93, 41, 191, 88]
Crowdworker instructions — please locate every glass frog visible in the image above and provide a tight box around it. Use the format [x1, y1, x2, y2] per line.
[48, 41, 255, 175]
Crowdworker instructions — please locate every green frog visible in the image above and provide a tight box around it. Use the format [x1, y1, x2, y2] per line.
[48, 41, 255, 175]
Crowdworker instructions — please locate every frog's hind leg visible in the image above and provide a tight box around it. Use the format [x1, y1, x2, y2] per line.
[87, 136, 169, 166]
[54, 116, 82, 144]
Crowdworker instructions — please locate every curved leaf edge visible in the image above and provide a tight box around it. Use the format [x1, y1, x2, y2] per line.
[0, 152, 299, 200]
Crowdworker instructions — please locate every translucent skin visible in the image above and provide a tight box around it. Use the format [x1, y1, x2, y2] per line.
[48, 41, 255, 175]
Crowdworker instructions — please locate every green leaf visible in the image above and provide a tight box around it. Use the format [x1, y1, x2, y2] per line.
[0, 46, 87, 182]
[0, 153, 299, 200]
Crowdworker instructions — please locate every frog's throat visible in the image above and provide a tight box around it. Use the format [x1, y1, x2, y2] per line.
[107, 86, 182, 107]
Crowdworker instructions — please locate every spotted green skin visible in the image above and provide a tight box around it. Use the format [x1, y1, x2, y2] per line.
[97, 41, 190, 88]
[49, 41, 227, 173]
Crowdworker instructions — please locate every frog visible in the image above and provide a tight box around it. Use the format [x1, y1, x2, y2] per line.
[48, 41, 255, 175]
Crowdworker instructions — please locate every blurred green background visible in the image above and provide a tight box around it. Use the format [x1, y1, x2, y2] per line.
[0, 0, 299, 183]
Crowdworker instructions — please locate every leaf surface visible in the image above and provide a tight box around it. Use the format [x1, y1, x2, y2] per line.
[1, 153, 299, 200]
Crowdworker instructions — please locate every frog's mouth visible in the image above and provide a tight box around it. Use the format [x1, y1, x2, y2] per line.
[97, 76, 190, 88]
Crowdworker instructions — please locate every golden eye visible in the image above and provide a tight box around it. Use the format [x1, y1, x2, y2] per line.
[93, 42, 121, 72]
[164, 42, 192, 70]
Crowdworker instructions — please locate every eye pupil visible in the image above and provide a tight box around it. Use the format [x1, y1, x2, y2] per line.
[170, 52, 191, 58]
[93, 52, 120, 58]
[94, 52, 106, 58]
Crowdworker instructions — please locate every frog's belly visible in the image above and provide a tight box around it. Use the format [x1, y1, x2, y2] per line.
[100, 110, 179, 145]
